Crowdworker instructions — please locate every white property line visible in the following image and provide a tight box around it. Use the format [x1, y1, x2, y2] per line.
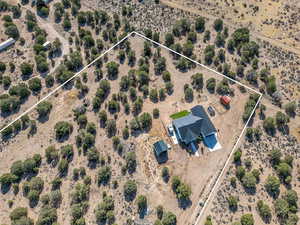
[133, 32, 262, 96]
[133, 31, 263, 224]
[0, 31, 263, 224]
[194, 94, 262, 225]
[0, 32, 135, 133]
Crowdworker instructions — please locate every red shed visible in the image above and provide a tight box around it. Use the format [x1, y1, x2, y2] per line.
[220, 96, 231, 105]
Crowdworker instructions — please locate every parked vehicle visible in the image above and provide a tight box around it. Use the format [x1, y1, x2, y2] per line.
[168, 124, 174, 136]
[207, 106, 215, 116]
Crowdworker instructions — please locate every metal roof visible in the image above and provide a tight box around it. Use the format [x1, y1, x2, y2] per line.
[153, 140, 168, 156]
[172, 105, 217, 144]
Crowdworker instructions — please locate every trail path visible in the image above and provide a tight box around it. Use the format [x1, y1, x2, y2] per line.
[161, 0, 300, 56]
[22, 6, 70, 74]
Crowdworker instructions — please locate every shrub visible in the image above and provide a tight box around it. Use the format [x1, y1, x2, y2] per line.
[195, 17, 205, 32]
[240, 214, 254, 225]
[10, 207, 28, 221]
[54, 121, 73, 140]
[165, 33, 174, 47]
[36, 101, 52, 118]
[276, 162, 292, 182]
[227, 195, 238, 211]
[20, 63, 33, 76]
[94, 195, 114, 223]
[45, 146, 59, 164]
[265, 175, 280, 197]
[263, 117, 275, 134]
[60, 145, 74, 161]
[97, 166, 111, 185]
[236, 166, 246, 180]
[242, 173, 256, 190]
[58, 159, 69, 176]
[137, 195, 147, 214]
[184, 87, 193, 102]
[274, 198, 289, 219]
[10, 160, 24, 180]
[126, 152, 137, 173]
[191, 73, 203, 90]
[139, 112, 152, 130]
[124, 180, 137, 201]
[284, 101, 297, 116]
[162, 167, 170, 182]
[257, 200, 271, 221]
[106, 61, 119, 79]
[213, 18, 223, 31]
[162, 212, 177, 225]
[106, 119, 117, 137]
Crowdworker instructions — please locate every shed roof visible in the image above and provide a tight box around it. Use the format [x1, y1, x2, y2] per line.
[220, 96, 231, 104]
[153, 140, 168, 156]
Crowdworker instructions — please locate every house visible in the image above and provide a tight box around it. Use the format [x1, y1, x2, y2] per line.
[172, 105, 219, 150]
[0, 38, 15, 51]
[220, 96, 231, 105]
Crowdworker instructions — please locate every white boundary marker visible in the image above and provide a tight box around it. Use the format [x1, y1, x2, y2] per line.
[0, 31, 263, 224]
[133, 32, 263, 224]
[0, 31, 134, 133]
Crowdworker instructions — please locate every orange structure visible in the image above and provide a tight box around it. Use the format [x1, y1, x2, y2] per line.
[220, 96, 231, 105]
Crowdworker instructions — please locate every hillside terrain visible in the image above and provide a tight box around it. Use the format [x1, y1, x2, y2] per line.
[0, 1, 299, 225]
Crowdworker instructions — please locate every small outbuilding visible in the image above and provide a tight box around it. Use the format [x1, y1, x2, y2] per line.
[0, 38, 15, 51]
[153, 140, 168, 158]
[220, 96, 231, 105]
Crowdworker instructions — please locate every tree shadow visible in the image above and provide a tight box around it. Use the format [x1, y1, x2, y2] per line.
[178, 198, 192, 209]
[37, 115, 50, 124]
[1, 184, 11, 194]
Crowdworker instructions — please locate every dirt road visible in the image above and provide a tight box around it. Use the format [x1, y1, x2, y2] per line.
[161, 0, 300, 56]
[22, 6, 70, 74]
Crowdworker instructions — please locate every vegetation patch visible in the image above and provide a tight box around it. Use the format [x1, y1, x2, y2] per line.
[170, 110, 190, 120]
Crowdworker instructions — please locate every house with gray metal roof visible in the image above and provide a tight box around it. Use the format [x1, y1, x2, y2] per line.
[172, 105, 217, 149]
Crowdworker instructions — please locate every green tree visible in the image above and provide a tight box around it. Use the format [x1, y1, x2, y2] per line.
[227, 195, 238, 211]
[265, 175, 280, 197]
[138, 112, 152, 130]
[240, 214, 254, 225]
[165, 33, 174, 47]
[162, 212, 177, 225]
[213, 19, 223, 31]
[54, 121, 73, 140]
[20, 62, 33, 76]
[275, 198, 289, 220]
[191, 73, 203, 90]
[263, 117, 275, 134]
[257, 200, 271, 221]
[242, 172, 256, 190]
[28, 77, 42, 92]
[123, 180, 137, 201]
[106, 61, 119, 79]
[195, 17, 205, 32]
[97, 166, 111, 185]
[36, 101, 52, 118]
[137, 195, 147, 214]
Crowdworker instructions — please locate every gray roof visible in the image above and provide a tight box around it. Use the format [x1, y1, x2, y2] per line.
[153, 140, 168, 156]
[172, 105, 216, 144]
